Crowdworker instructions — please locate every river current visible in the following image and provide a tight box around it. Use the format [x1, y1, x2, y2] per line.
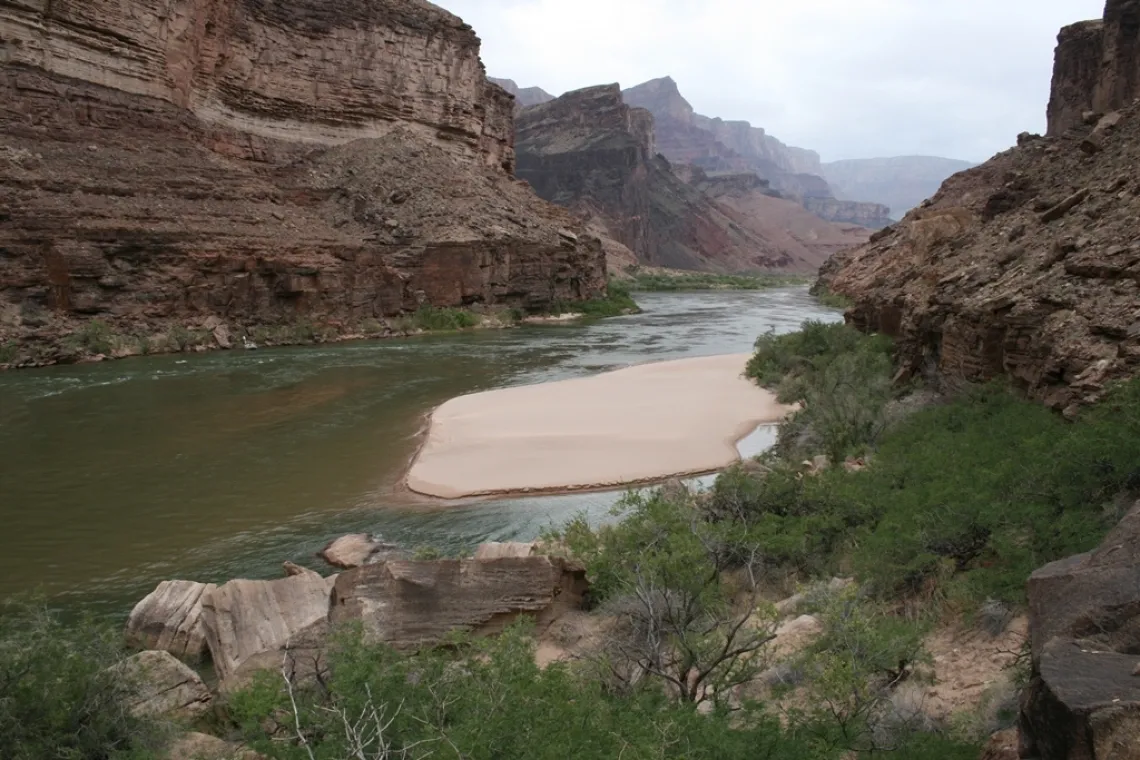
[0, 289, 840, 616]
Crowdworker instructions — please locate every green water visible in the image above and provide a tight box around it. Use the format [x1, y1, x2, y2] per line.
[0, 290, 840, 616]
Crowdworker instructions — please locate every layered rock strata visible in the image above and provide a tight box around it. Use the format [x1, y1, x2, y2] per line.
[0, 0, 607, 367]
[819, 103, 1140, 411]
[621, 76, 891, 227]
[516, 85, 865, 272]
[1048, 0, 1140, 136]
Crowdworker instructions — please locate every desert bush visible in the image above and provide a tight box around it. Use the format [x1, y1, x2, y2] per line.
[0, 600, 166, 760]
[0, 340, 18, 364]
[411, 306, 479, 332]
[67, 319, 118, 355]
[228, 621, 811, 760]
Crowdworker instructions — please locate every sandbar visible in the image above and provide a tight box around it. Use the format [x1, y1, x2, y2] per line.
[405, 353, 793, 499]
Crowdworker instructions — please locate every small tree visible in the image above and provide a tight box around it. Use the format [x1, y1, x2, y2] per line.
[559, 487, 778, 707]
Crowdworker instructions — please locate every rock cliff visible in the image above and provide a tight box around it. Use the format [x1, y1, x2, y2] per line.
[1047, 0, 1140, 137]
[489, 77, 557, 109]
[822, 156, 977, 219]
[819, 6, 1140, 412]
[515, 85, 865, 272]
[0, 0, 607, 367]
[621, 77, 891, 228]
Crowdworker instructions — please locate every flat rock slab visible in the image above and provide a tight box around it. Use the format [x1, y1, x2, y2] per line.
[115, 650, 211, 719]
[331, 556, 588, 650]
[406, 353, 793, 498]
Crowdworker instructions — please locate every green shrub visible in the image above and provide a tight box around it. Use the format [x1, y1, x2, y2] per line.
[412, 305, 480, 332]
[0, 600, 166, 760]
[810, 285, 853, 310]
[0, 341, 18, 364]
[229, 622, 812, 760]
[624, 272, 806, 292]
[67, 319, 117, 355]
[548, 283, 641, 319]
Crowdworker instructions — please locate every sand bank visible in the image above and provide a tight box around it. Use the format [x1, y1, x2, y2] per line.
[406, 353, 794, 499]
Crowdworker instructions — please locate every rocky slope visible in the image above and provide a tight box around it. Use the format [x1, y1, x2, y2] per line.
[0, 0, 606, 367]
[819, 2, 1140, 413]
[622, 77, 893, 229]
[515, 85, 868, 272]
[1047, 0, 1140, 137]
[822, 156, 977, 219]
[489, 77, 557, 108]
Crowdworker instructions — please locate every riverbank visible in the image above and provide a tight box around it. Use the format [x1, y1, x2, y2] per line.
[0, 286, 641, 371]
[618, 267, 810, 292]
[406, 353, 793, 499]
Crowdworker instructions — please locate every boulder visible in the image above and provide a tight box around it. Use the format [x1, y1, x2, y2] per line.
[283, 561, 321, 578]
[115, 650, 211, 719]
[164, 733, 266, 760]
[473, 541, 539, 560]
[125, 580, 216, 659]
[330, 556, 588, 650]
[319, 533, 406, 569]
[1019, 502, 1140, 759]
[201, 575, 336, 688]
[979, 728, 1019, 760]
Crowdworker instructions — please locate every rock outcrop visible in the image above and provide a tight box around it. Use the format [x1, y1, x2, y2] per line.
[621, 77, 889, 227]
[0, 0, 607, 368]
[822, 156, 977, 219]
[819, 103, 1140, 411]
[330, 556, 589, 650]
[1019, 503, 1140, 759]
[490, 78, 557, 109]
[1047, 0, 1140, 137]
[319, 533, 405, 569]
[201, 574, 337, 686]
[515, 85, 866, 272]
[125, 580, 215, 659]
[116, 650, 212, 719]
[802, 198, 893, 229]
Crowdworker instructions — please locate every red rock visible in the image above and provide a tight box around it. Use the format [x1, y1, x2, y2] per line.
[0, 0, 606, 366]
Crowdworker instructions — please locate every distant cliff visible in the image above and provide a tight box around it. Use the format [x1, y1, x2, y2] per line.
[822, 157, 977, 219]
[0, 0, 606, 367]
[1047, 0, 1140, 136]
[515, 86, 869, 273]
[489, 78, 557, 109]
[622, 77, 891, 228]
[819, 0, 1140, 413]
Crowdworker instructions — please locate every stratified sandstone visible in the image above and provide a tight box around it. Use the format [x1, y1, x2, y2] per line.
[516, 85, 862, 272]
[1047, 0, 1140, 136]
[115, 650, 212, 719]
[0, 0, 606, 367]
[330, 556, 588, 650]
[819, 104, 1140, 411]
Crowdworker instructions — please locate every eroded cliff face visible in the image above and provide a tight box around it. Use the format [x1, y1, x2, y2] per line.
[818, 109, 1140, 413]
[820, 4, 1140, 412]
[515, 86, 867, 273]
[1047, 0, 1140, 137]
[621, 76, 890, 228]
[0, 0, 606, 366]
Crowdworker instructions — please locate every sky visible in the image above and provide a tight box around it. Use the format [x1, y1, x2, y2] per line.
[436, 0, 1106, 164]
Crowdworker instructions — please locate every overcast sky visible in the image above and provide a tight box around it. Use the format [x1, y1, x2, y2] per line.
[437, 0, 1105, 164]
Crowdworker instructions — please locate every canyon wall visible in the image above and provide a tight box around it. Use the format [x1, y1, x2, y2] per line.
[1047, 0, 1140, 136]
[621, 76, 891, 228]
[489, 77, 556, 109]
[819, 2, 1140, 412]
[515, 86, 869, 273]
[0, 0, 607, 366]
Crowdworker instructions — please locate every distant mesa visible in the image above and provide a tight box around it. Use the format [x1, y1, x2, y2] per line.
[822, 156, 978, 220]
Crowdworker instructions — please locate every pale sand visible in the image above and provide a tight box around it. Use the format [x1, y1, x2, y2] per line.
[405, 353, 794, 499]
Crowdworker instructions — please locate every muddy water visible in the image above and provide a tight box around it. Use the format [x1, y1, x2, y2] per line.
[0, 289, 840, 616]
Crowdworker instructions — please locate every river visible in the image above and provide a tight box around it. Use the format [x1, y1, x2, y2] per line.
[0, 289, 840, 617]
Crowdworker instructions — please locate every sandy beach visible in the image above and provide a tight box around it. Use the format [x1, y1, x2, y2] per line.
[406, 353, 794, 499]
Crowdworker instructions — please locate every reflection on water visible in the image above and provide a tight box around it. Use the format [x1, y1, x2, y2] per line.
[0, 289, 839, 616]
